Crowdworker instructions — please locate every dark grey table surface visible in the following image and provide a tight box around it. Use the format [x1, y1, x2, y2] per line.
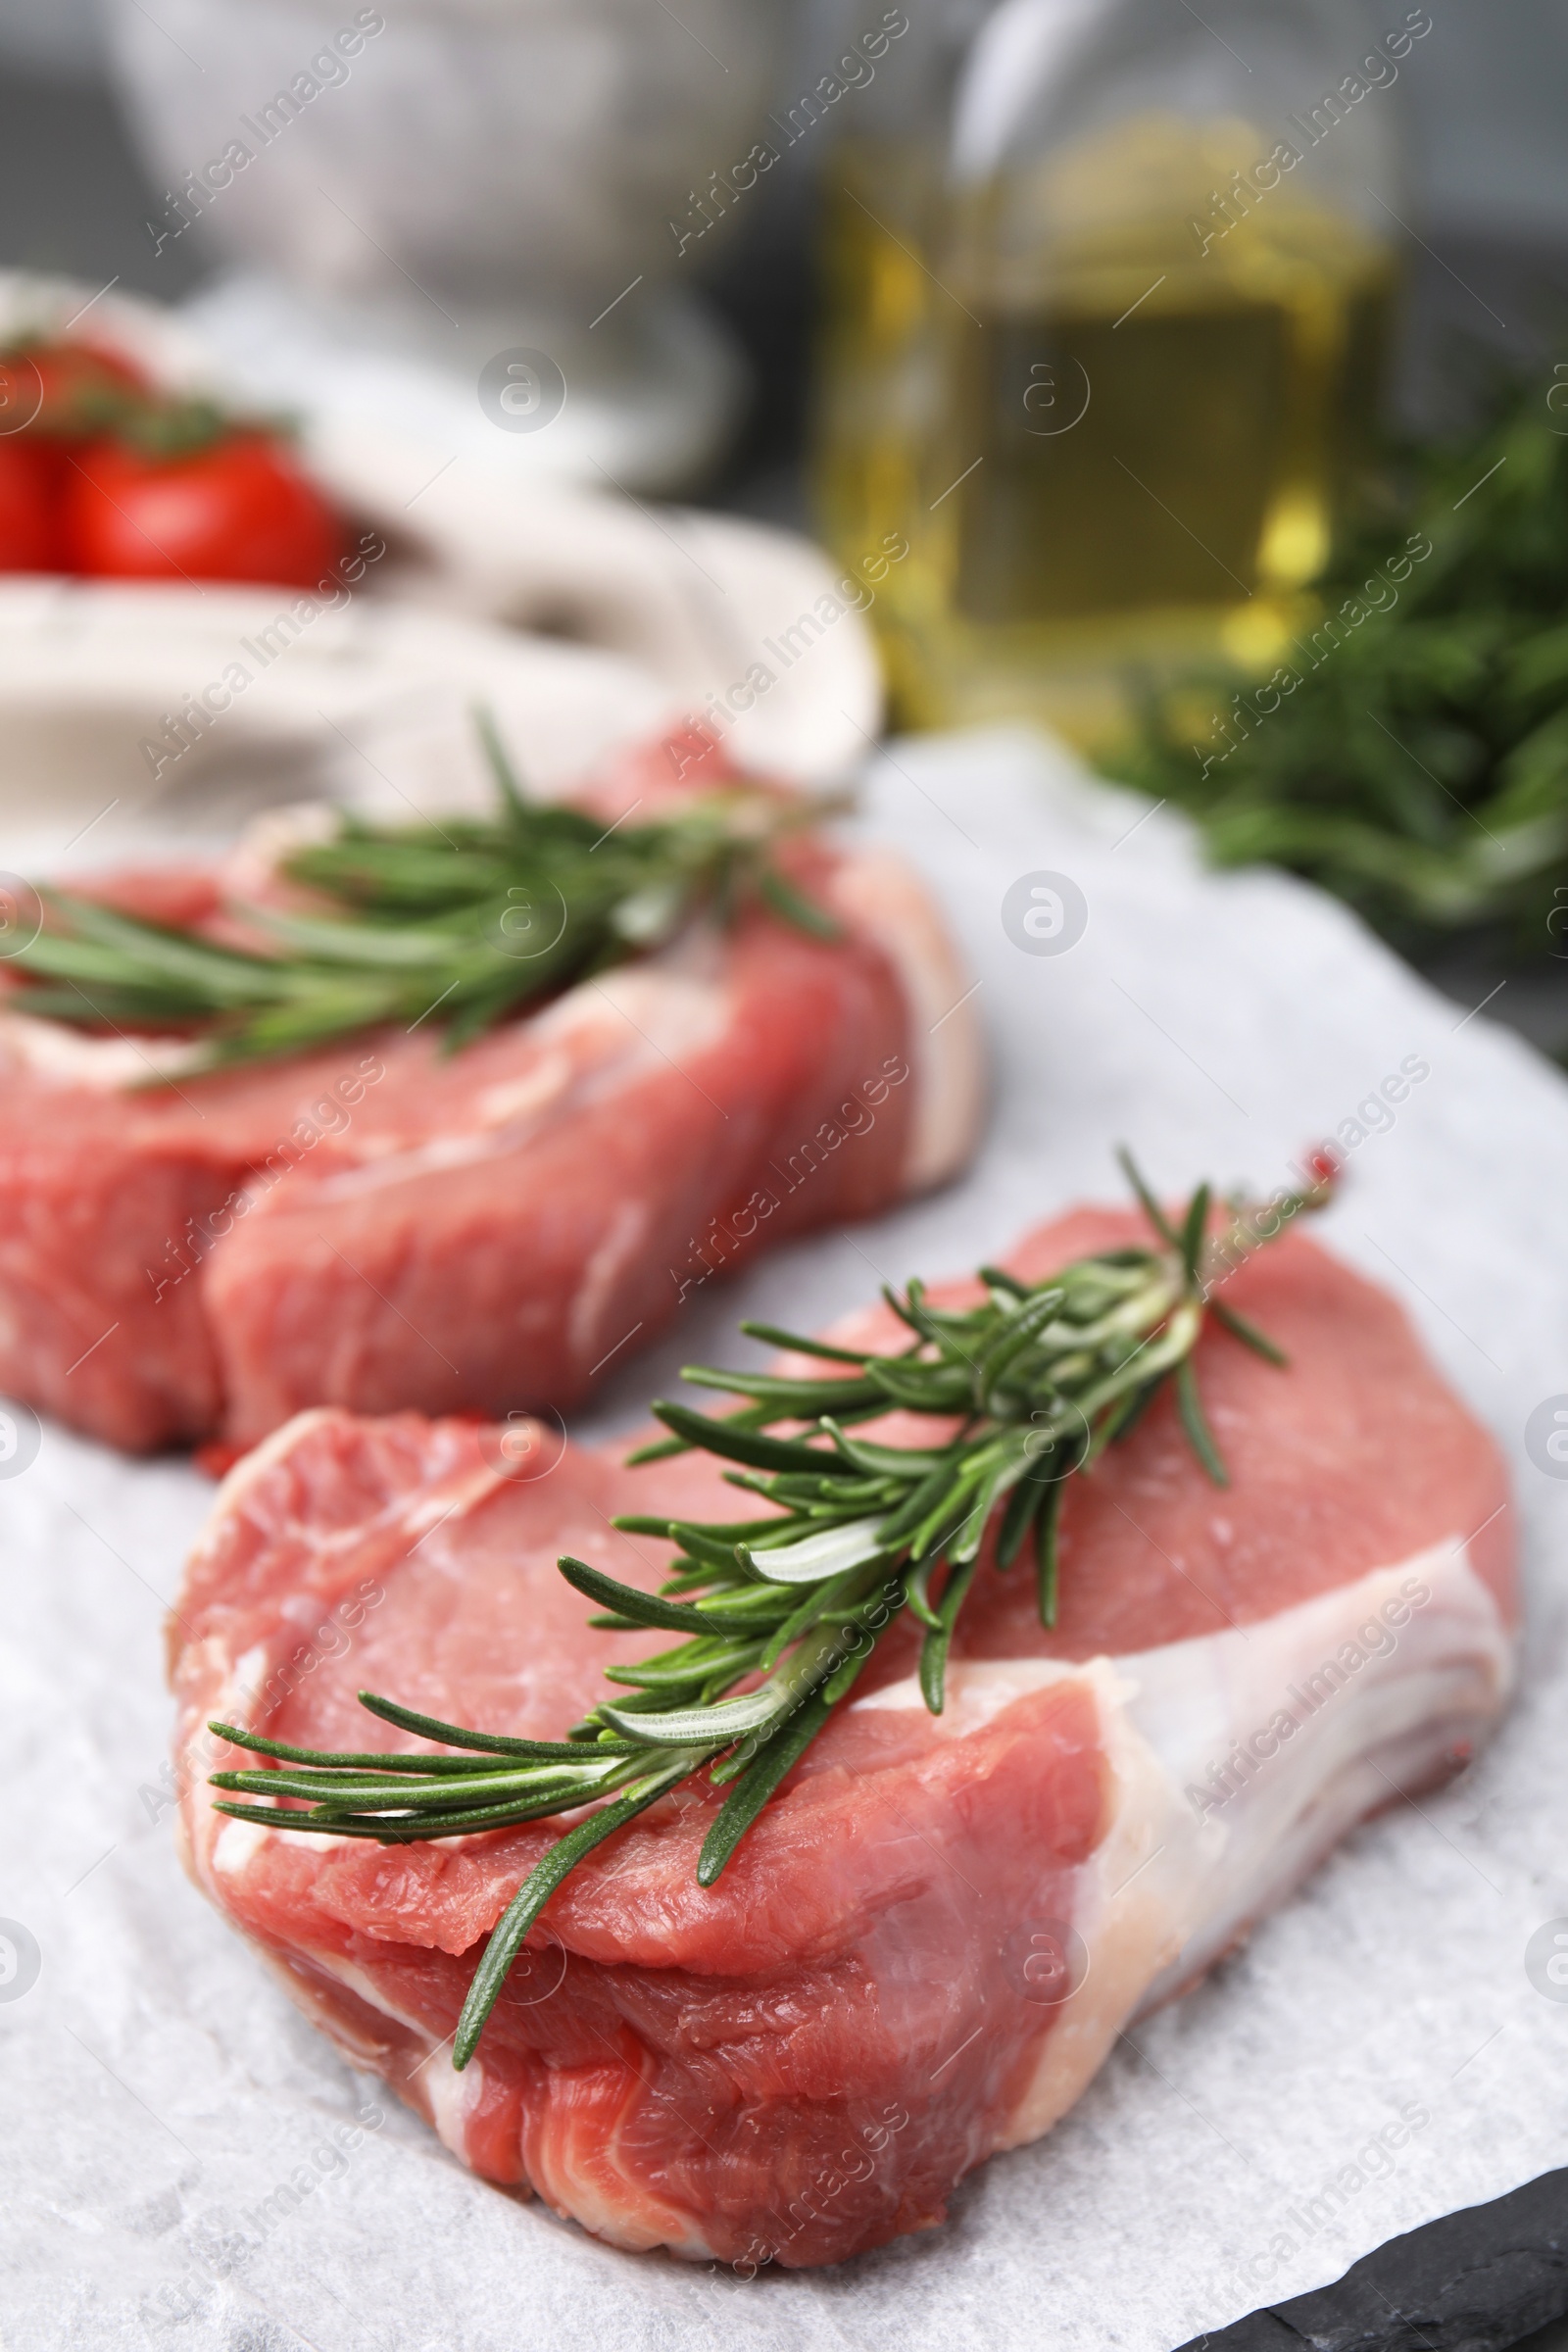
[3, 57, 1565, 2352]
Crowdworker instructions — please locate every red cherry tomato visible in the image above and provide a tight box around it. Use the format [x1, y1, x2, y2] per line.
[0, 339, 148, 466]
[25, 339, 149, 433]
[0, 437, 64, 571]
[63, 429, 344, 589]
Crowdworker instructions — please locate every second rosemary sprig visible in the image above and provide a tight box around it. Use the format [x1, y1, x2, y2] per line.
[9, 716, 840, 1071]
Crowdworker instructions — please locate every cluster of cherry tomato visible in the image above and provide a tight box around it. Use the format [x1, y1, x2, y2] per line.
[0, 335, 345, 590]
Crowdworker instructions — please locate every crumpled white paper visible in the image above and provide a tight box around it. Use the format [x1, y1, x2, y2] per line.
[5, 728, 1567, 2352]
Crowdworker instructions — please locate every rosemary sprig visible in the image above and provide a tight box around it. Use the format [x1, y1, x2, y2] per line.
[208, 1151, 1336, 2066]
[1102, 375, 1568, 964]
[10, 717, 839, 1071]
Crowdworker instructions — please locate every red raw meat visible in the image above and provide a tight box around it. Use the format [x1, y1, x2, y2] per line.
[170, 1208, 1515, 2269]
[0, 768, 978, 1452]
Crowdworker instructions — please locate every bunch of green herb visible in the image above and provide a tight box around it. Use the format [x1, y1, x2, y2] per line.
[207, 1150, 1334, 2069]
[10, 718, 837, 1072]
[1102, 377, 1568, 962]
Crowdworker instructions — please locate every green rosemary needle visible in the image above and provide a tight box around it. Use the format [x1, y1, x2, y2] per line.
[10, 715, 840, 1072]
[208, 1149, 1337, 2067]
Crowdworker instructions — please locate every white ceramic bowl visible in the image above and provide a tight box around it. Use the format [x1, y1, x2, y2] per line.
[103, 0, 788, 309]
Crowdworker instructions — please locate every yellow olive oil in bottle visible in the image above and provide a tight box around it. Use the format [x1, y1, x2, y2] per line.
[809, 1, 992, 623]
[812, 0, 1411, 745]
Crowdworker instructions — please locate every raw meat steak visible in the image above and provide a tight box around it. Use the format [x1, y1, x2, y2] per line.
[0, 770, 978, 1452]
[170, 1207, 1515, 2268]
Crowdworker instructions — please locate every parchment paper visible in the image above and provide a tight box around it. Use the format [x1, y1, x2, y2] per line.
[5, 728, 1567, 2352]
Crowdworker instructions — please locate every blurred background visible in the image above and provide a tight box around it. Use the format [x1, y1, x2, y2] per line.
[8, 0, 1568, 502]
[5, 0, 1568, 1045]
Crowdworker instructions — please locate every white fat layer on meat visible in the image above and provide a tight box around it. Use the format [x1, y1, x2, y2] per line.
[855, 1539, 1512, 2150]
[402, 1460, 507, 1530]
[195, 1412, 338, 1554]
[309, 1954, 479, 2157]
[471, 1050, 575, 1130]
[299, 967, 732, 1203]
[212, 1795, 354, 1870]
[567, 1200, 651, 1367]
[194, 1411, 499, 1568]
[825, 845, 985, 1195]
[223, 803, 339, 902]
[423, 2056, 487, 2163]
[285, 1938, 704, 2248]
[312, 1953, 449, 2054]
[572, 961, 729, 1059]
[214, 1818, 272, 1876]
[527, 2096, 717, 2262]
[311, 1957, 504, 2170]
[0, 1006, 203, 1088]
[191, 1642, 282, 1888]
[183, 1429, 510, 1890]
